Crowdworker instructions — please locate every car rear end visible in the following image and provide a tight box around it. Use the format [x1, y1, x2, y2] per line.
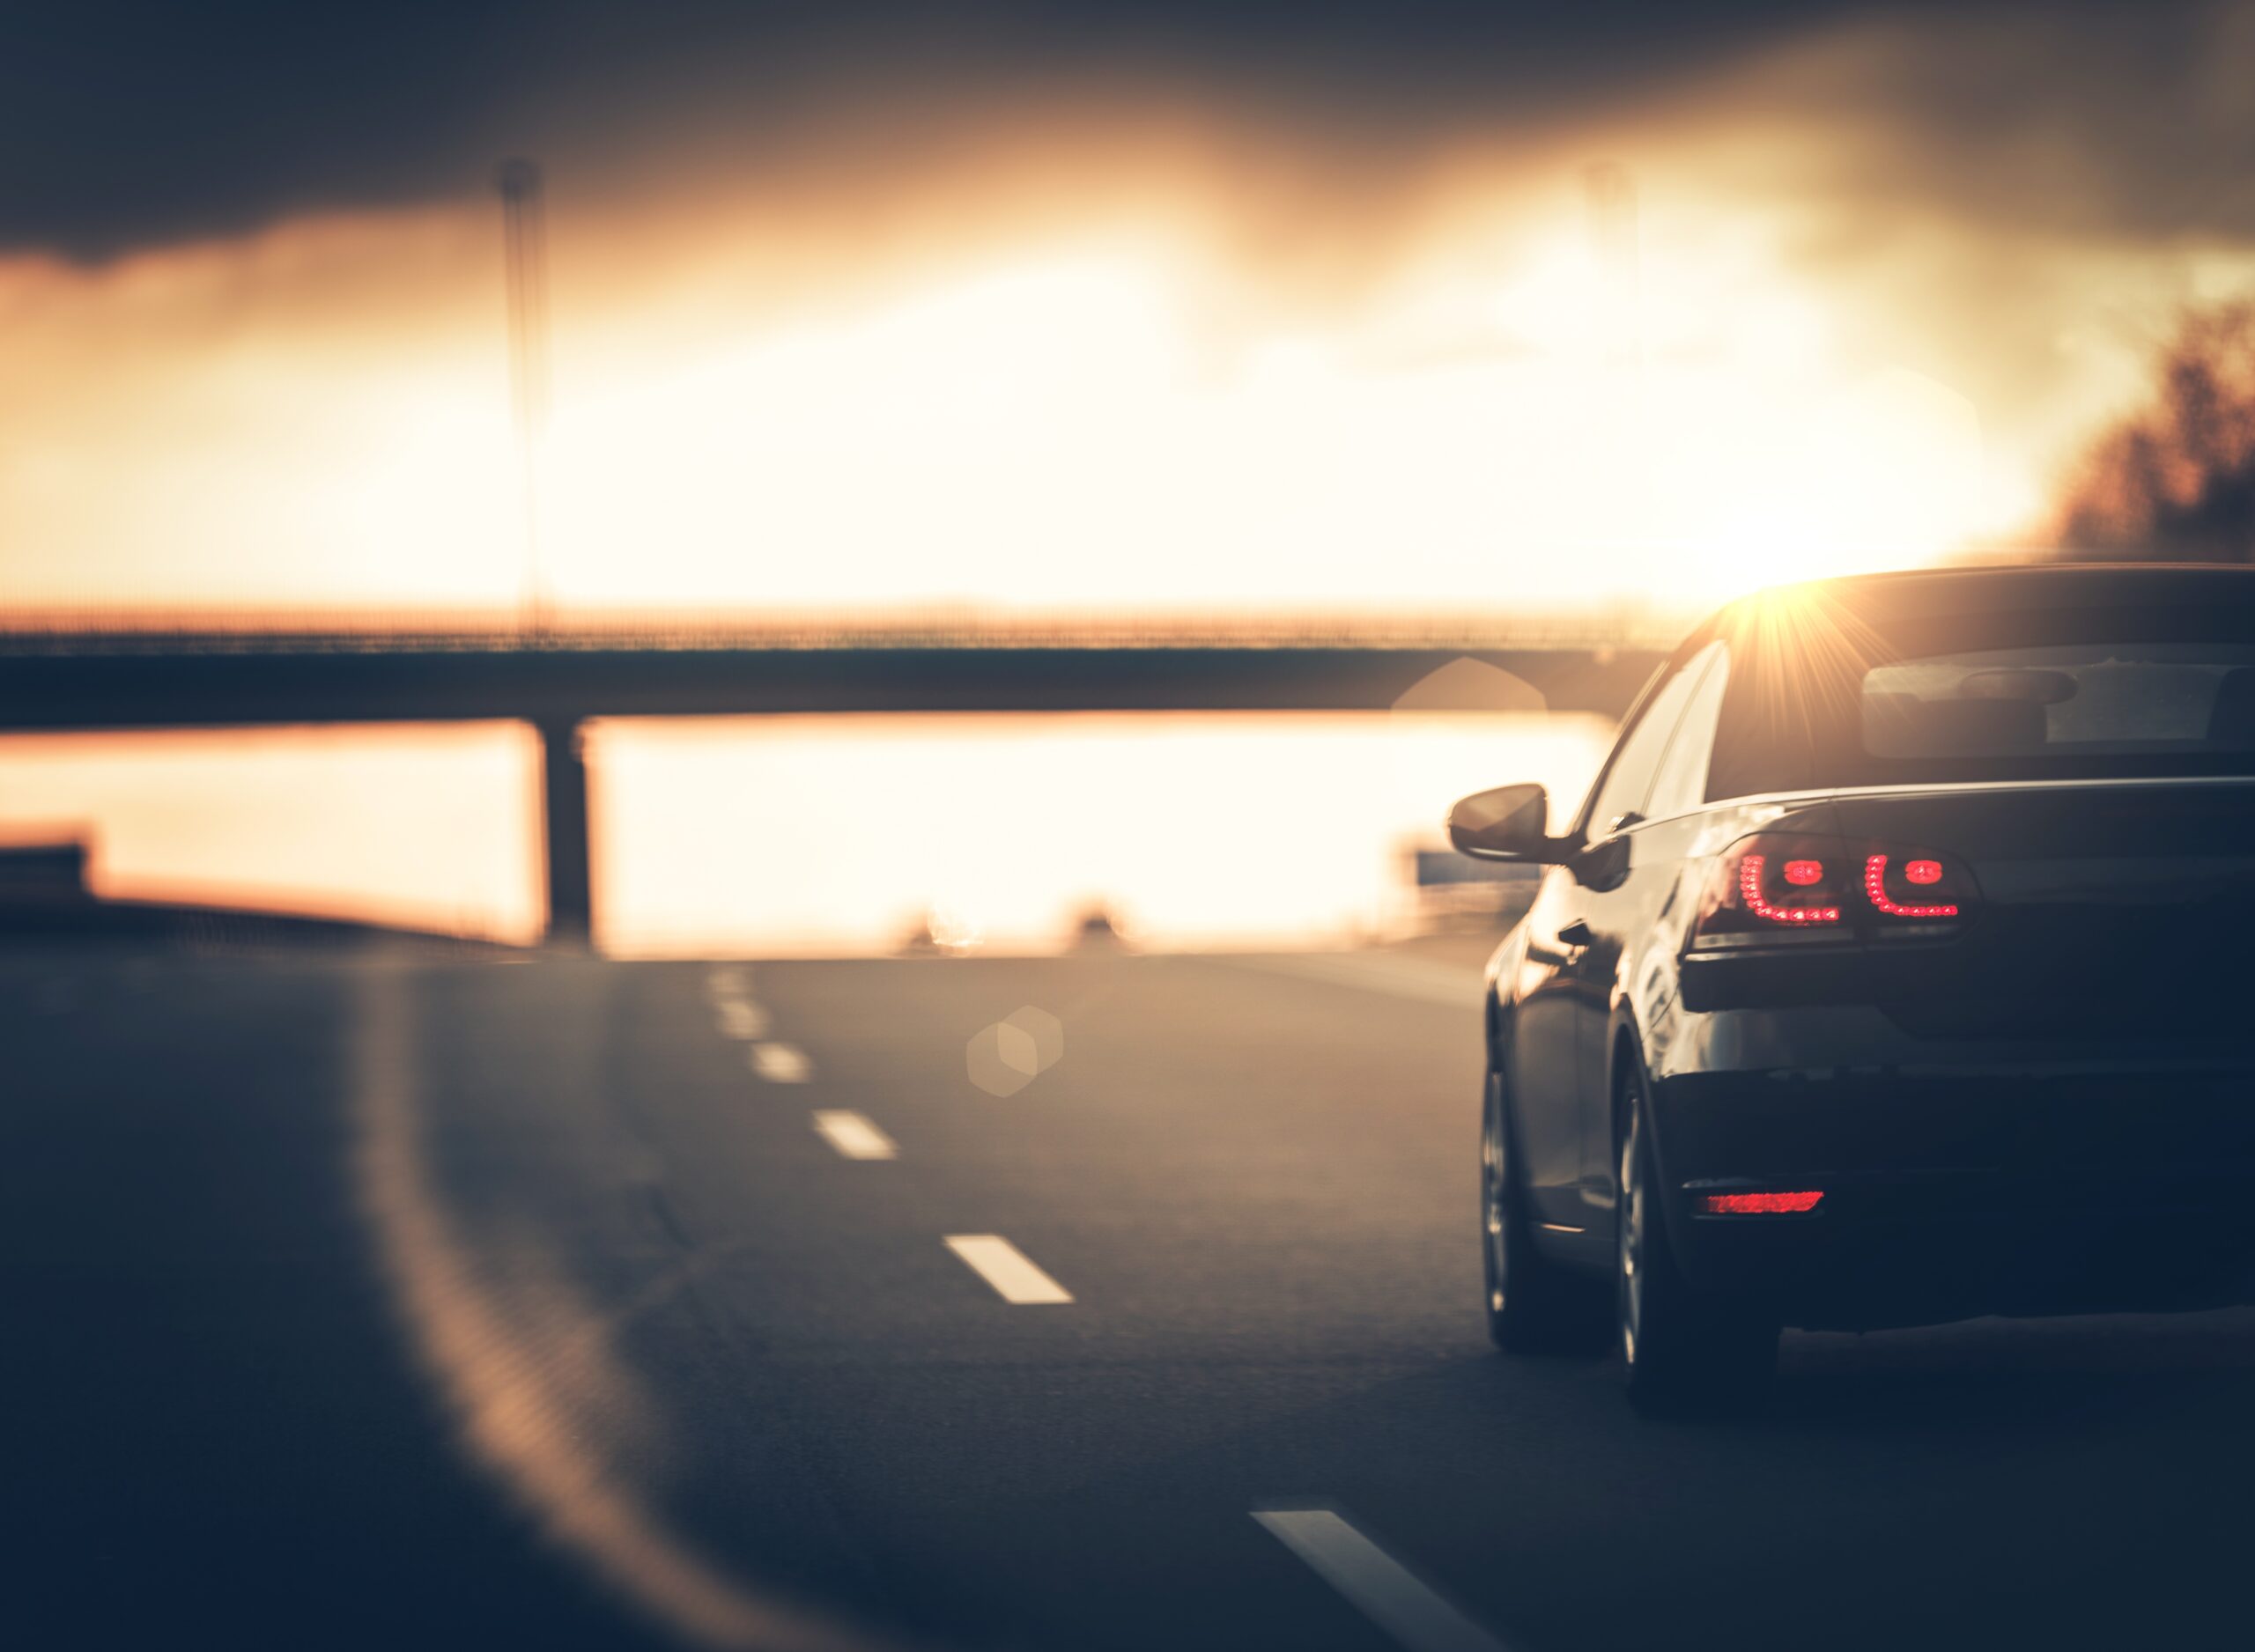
[1651, 569, 2255, 1331]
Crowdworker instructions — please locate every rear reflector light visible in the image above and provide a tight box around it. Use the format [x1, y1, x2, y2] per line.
[1701, 1191, 1824, 1215]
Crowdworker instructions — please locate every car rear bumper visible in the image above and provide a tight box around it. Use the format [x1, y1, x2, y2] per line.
[1671, 1169, 2255, 1330]
[1648, 1014, 2255, 1329]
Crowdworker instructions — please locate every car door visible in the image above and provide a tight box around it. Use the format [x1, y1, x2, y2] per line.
[1574, 643, 1729, 1213]
[1505, 861, 1590, 1227]
[1556, 647, 1719, 1221]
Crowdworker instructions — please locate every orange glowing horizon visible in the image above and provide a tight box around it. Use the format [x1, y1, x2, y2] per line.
[0, 86, 2170, 623]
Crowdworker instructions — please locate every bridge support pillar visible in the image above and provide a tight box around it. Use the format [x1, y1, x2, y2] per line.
[537, 718, 593, 948]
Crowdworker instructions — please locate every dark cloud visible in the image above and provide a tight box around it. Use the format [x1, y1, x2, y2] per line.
[3, 0, 2133, 260]
[1754, 3, 2255, 245]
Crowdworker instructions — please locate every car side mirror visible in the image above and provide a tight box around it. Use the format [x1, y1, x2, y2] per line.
[1446, 783, 1568, 863]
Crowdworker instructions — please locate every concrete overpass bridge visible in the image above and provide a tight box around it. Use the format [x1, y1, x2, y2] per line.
[0, 616, 1669, 941]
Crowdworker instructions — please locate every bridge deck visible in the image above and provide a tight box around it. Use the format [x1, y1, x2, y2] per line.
[0, 623, 1667, 728]
[0, 621, 1665, 940]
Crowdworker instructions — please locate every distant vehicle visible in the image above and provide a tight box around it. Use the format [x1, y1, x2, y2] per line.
[1070, 903, 1132, 950]
[1450, 565, 2255, 1411]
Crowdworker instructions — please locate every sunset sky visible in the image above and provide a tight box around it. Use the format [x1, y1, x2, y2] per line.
[8, 2, 2255, 618]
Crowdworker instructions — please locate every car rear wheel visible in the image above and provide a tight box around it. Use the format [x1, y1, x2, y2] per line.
[1483, 1070, 1603, 1353]
[1616, 1066, 1778, 1413]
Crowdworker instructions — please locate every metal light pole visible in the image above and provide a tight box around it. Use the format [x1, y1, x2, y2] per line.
[1582, 160, 1648, 585]
[498, 159, 588, 944]
[1583, 160, 1641, 372]
[498, 158, 551, 636]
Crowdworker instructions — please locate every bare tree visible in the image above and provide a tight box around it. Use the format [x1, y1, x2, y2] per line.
[2055, 302, 2255, 562]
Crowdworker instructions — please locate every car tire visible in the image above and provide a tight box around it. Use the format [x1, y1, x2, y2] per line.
[1483, 1069, 1605, 1353]
[1615, 1063, 1778, 1414]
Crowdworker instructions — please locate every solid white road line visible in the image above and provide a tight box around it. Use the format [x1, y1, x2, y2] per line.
[811, 1110, 898, 1161]
[713, 999, 771, 1040]
[1253, 1509, 1509, 1652]
[749, 1043, 811, 1083]
[943, 1235, 1074, 1304]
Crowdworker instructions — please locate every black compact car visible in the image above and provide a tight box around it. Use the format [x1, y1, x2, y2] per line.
[1450, 564, 2255, 1411]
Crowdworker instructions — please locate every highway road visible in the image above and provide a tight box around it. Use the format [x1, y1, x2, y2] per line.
[7, 940, 2254, 1650]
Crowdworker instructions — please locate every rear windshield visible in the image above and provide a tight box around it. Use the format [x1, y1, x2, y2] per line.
[1708, 594, 2255, 799]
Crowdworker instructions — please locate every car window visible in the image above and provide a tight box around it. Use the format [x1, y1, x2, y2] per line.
[1862, 643, 2255, 756]
[1584, 655, 1708, 836]
[1647, 642, 1728, 817]
[1709, 591, 2255, 796]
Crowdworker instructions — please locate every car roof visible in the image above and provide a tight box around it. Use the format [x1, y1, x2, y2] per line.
[1697, 562, 2255, 645]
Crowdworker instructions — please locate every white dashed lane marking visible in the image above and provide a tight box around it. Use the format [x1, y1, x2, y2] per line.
[1253, 1508, 1510, 1652]
[713, 999, 771, 1040]
[943, 1235, 1074, 1304]
[749, 1043, 811, 1083]
[811, 1110, 898, 1161]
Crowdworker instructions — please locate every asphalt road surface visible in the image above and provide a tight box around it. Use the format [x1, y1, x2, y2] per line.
[7, 940, 2254, 1650]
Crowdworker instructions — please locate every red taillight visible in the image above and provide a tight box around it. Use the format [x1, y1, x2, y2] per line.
[1732, 856, 1839, 919]
[1864, 854, 1961, 919]
[1740, 855, 1841, 924]
[1689, 832, 1976, 953]
[1701, 1191, 1823, 1215]
[1688, 833, 1851, 951]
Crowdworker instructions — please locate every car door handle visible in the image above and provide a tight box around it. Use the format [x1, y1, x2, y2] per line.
[1557, 918, 1595, 950]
